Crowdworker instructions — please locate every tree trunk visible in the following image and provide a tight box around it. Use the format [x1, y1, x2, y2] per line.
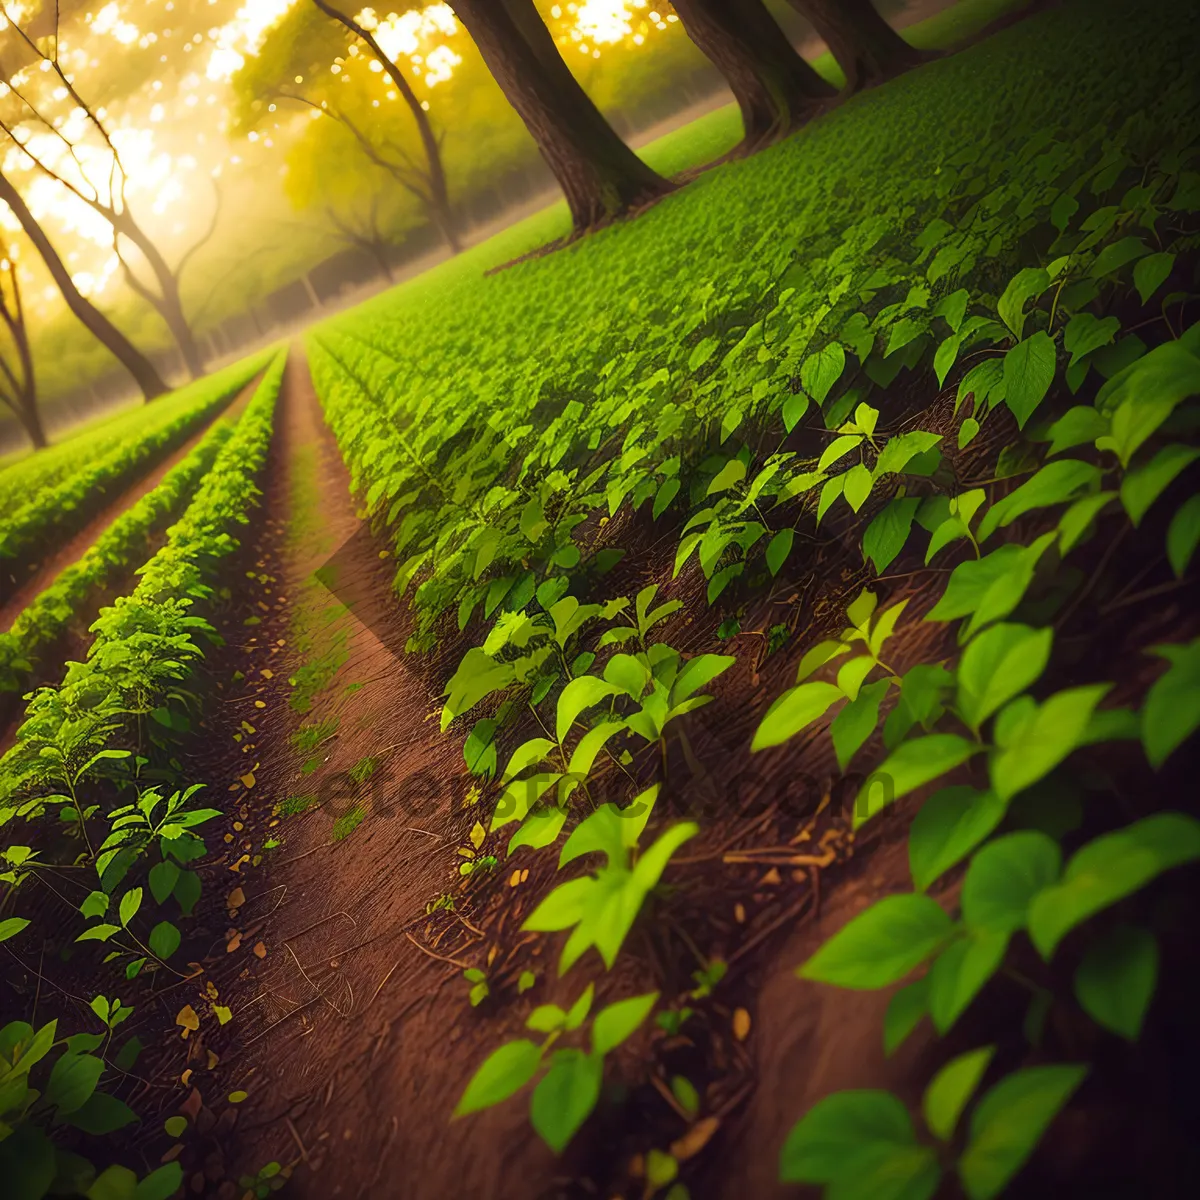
[672, 0, 835, 145]
[310, 0, 463, 254]
[786, 0, 926, 92]
[0, 173, 167, 401]
[450, 0, 674, 231]
[113, 212, 206, 379]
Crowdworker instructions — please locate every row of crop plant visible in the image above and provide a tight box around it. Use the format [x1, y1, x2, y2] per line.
[0, 350, 286, 1200]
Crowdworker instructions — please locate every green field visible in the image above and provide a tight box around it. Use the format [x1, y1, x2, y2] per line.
[1, 1, 1198, 1197]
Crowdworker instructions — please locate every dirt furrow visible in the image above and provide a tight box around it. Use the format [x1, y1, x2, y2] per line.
[179, 350, 558, 1200]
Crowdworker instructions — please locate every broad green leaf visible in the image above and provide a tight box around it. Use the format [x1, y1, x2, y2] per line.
[884, 977, 929, 1057]
[976, 460, 1101, 543]
[67, 1092, 139, 1135]
[863, 498, 920, 573]
[531, 1050, 603, 1153]
[883, 663, 953, 749]
[782, 391, 809, 433]
[501, 737, 557, 784]
[454, 1039, 543, 1116]
[956, 623, 1053, 732]
[997, 267, 1050, 339]
[87, 1164, 139, 1200]
[798, 894, 953, 989]
[45, 1052, 105, 1114]
[959, 1065, 1087, 1199]
[707, 458, 746, 496]
[1167, 494, 1200, 577]
[672, 653, 736, 703]
[147, 861, 179, 905]
[555, 677, 619, 742]
[1002, 332, 1057, 429]
[1141, 638, 1200, 767]
[118, 888, 142, 928]
[1073, 923, 1157, 1041]
[779, 1089, 916, 1183]
[795, 639, 852, 683]
[508, 806, 569, 856]
[149, 921, 181, 961]
[564, 984, 594, 1031]
[0, 1126, 56, 1200]
[1028, 813, 1200, 958]
[923, 1046, 995, 1140]
[831, 679, 891, 772]
[962, 832, 1061, 935]
[134, 1164, 184, 1200]
[1119, 443, 1200, 526]
[80, 890, 109, 919]
[1095, 338, 1200, 458]
[765, 528, 794, 576]
[0, 916, 30, 943]
[928, 930, 1010, 1033]
[802, 342, 847, 404]
[926, 535, 1056, 638]
[1057, 491, 1116, 553]
[592, 991, 658, 1056]
[909, 787, 1009, 892]
[854, 735, 977, 827]
[874, 431, 941, 479]
[818, 434, 863, 474]
[843, 463, 875, 512]
[1062, 313, 1119, 367]
[490, 772, 562, 832]
[1045, 406, 1108, 457]
[751, 681, 842, 751]
[1089, 235, 1148, 278]
[1133, 251, 1175, 303]
[990, 684, 1110, 801]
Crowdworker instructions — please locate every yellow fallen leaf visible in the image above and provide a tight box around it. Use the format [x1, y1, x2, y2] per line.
[180, 1069, 193, 1086]
[206, 981, 219, 1000]
[240, 773, 256, 789]
[253, 942, 267, 959]
[261, 669, 274, 679]
[733, 1008, 751, 1042]
[176, 1005, 200, 1038]
[213, 1006, 233, 1026]
[206, 1051, 220, 1069]
[226, 933, 242, 953]
[227, 887, 246, 910]
[509, 870, 521, 888]
[671, 1116, 721, 1162]
[734, 903, 746, 924]
[229, 855, 250, 873]
[254, 701, 266, 709]
[469, 822, 485, 850]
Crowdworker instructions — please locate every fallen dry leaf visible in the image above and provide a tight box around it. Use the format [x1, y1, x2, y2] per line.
[732, 1008, 751, 1042]
[180, 1069, 193, 1086]
[176, 1006, 200, 1038]
[226, 933, 242, 953]
[240, 773, 256, 789]
[253, 942, 267, 959]
[671, 1116, 721, 1161]
[214, 1005, 233, 1026]
[760, 867, 782, 886]
[206, 1051, 220, 1069]
[227, 887, 246, 910]
[734, 903, 746, 924]
[205, 981, 219, 1000]
[229, 855, 250, 873]
[509, 869, 521, 888]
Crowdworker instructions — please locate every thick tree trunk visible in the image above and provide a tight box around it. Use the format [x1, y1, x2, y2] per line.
[673, 0, 834, 145]
[311, 0, 463, 254]
[786, 0, 926, 92]
[113, 212, 206, 379]
[0, 173, 167, 401]
[450, 0, 674, 231]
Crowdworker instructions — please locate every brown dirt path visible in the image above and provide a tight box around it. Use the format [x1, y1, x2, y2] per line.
[0, 375, 261, 631]
[180, 350, 560, 1200]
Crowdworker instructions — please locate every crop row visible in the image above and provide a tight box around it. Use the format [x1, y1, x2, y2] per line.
[0, 415, 236, 695]
[0, 352, 271, 519]
[0, 349, 286, 1199]
[0, 351, 272, 587]
[302, 3, 1200, 1191]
